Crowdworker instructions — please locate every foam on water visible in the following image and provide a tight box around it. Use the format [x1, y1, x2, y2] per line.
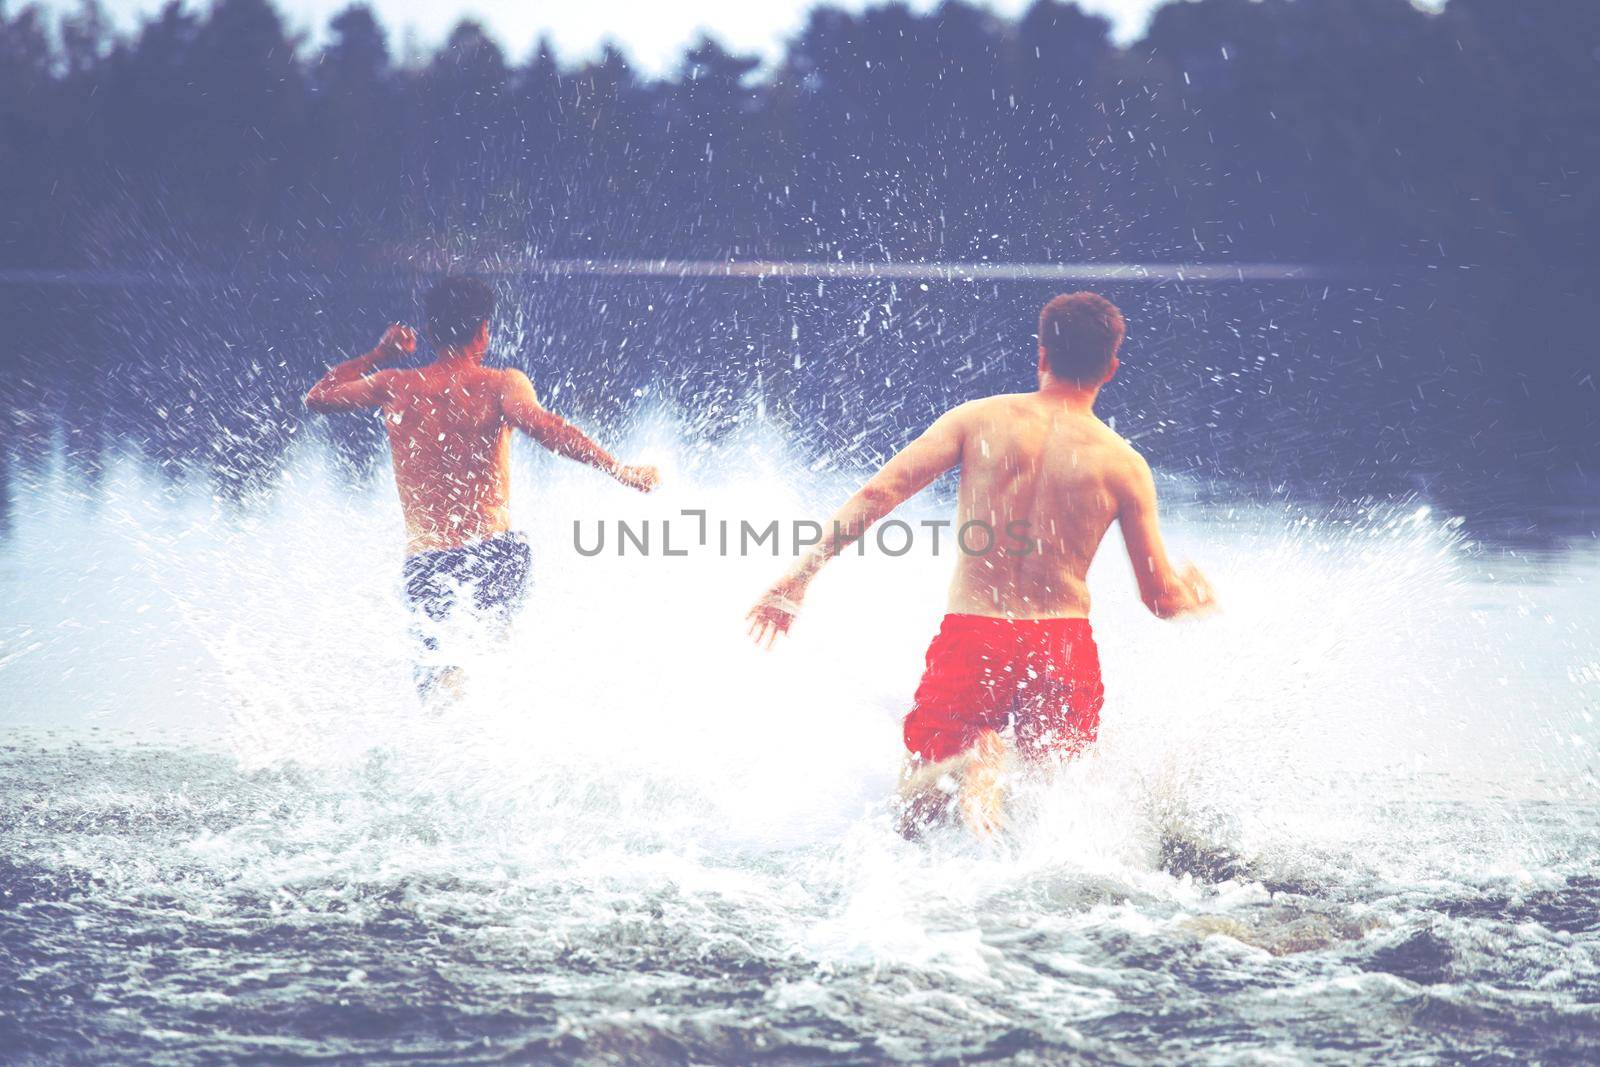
[2, 422, 1598, 1060]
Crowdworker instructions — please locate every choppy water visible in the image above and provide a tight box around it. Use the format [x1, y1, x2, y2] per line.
[2, 433, 1599, 1064]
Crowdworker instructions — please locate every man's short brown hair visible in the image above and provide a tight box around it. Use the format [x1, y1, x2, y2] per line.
[425, 275, 496, 346]
[1038, 292, 1125, 384]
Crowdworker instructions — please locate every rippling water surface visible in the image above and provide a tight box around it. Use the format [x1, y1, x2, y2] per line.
[2, 434, 1598, 1064]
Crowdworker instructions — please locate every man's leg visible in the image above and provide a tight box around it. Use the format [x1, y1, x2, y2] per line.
[405, 548, 479, 707]
[416, 535, 531, 706]
[898, 616, 1012, 838]
[469, 533, 533, 656]
[896, 751, 963, 836]
[897, 730, 1010, 838]
[958, 728, 1008, 836]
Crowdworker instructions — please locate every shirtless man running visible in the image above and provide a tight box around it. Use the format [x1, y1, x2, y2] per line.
[306, 275, 658, 693]
[747, 292, 1213, 834]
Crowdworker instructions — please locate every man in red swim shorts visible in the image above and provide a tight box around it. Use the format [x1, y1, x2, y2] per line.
[747, 292, 1214, 835]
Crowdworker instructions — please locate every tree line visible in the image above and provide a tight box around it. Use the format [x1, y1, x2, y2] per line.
[0, 0, 1595, 478]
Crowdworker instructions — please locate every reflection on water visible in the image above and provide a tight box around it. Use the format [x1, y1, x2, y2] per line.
[1, 420, 1597, 1060]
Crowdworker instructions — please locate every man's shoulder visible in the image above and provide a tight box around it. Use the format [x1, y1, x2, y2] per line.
[952, 392, 1030, 420]
[366, 366, 405, 399]
[494, 365, 533, 388]
[1095, 422, 1144, 466]
[1096, 418, 1138, 452]
[496, 366, 537, 400]
[375, 365, 440, 396]
[1060, 418, 1144, 485]
[1099, 431, 1151, 495]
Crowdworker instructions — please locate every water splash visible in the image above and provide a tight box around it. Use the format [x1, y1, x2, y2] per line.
[1, 427, 1597, 1061]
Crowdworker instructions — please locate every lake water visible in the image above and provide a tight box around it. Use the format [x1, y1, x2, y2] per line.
[2, 428, 1598, 1063]
[1, 278, 1598, 1062]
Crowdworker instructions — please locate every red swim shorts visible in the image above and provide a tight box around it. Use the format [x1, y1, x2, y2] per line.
[903, 613, 1105, 763]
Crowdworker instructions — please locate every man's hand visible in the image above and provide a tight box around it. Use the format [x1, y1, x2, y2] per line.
[614, 464, 660, 493]
[376, 323, 417, 362]
[746, 576, 807, 648]
[306, 327, 410, 413]
[1174, 562, 1218, 617]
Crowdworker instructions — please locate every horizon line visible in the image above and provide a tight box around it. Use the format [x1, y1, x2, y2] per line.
[0, 259, 1322, 288]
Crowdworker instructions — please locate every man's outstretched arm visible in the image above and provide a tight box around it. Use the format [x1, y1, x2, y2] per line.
[1117, 451, 1214, 619]
[305, 324, 414, 412]
[747, 404, 969, 646]
[500, 369, 658, 492]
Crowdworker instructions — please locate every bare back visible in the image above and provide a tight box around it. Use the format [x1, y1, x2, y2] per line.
[307, 329, 654, 556]
[748, 306, 1212, 656]
[947, 393, 1139, 619]
[379, 363, 514, 554]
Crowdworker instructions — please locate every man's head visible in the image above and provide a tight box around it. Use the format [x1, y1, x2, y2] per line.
[424, 275, 495, 351]
[1037, 292, 1125, 387]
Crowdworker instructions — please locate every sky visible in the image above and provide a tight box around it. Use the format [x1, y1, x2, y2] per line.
[66, 0, 1174, 73]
